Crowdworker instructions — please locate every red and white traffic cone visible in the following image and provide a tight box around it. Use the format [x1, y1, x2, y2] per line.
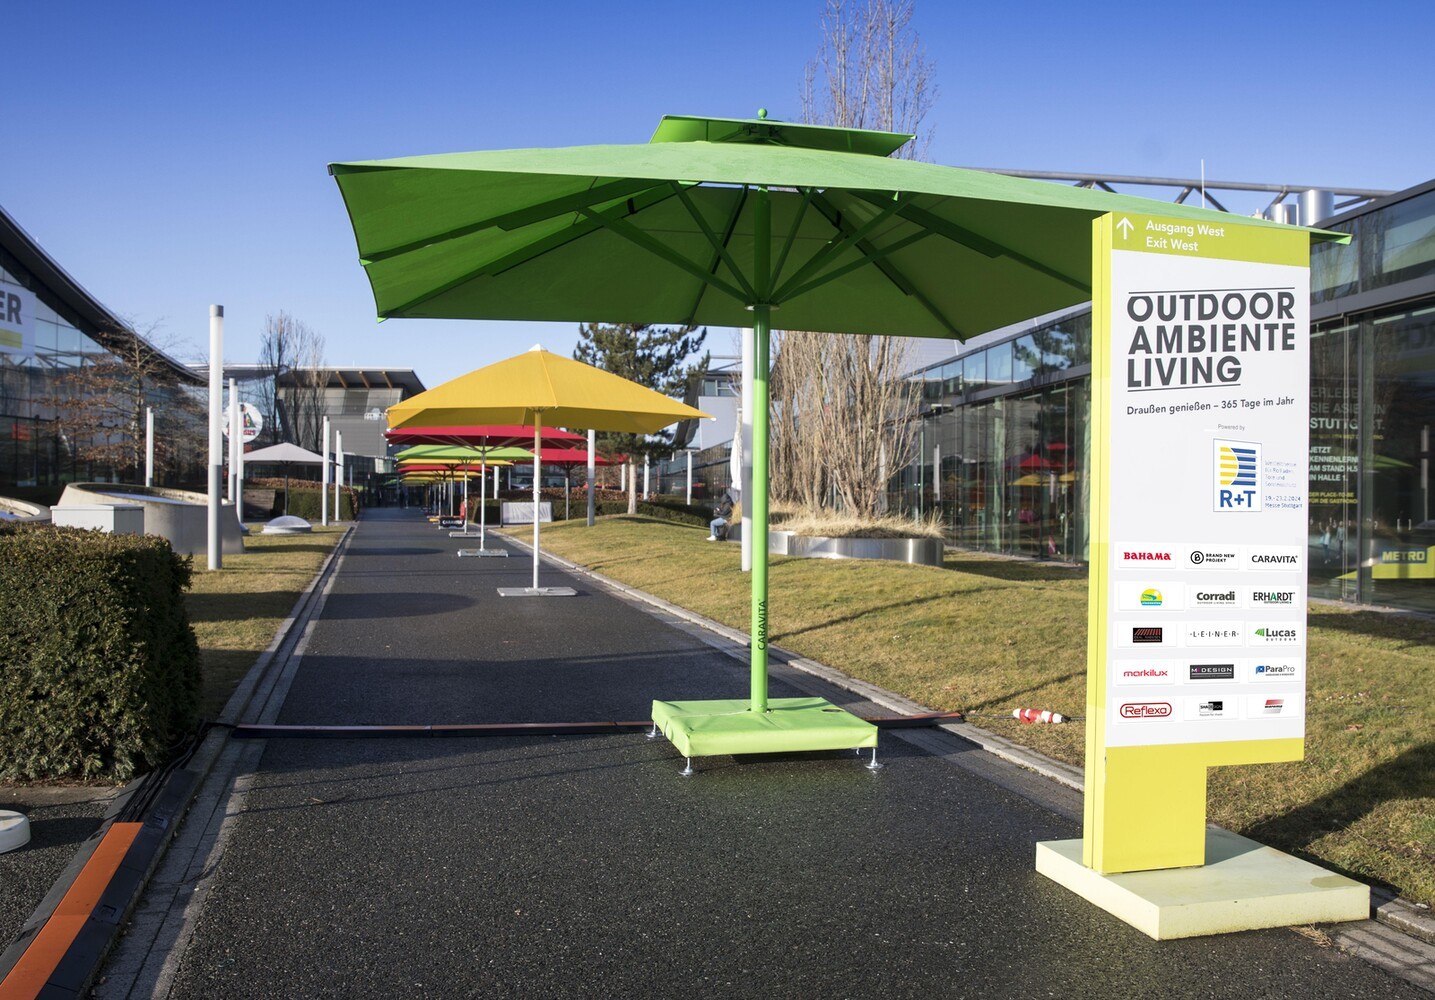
[1013, 708, 1066, 725]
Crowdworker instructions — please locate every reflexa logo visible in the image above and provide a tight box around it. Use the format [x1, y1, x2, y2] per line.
[1140, 588, 1163, 607]
[1119, 702, 1172, 719]
[1123, 551, 1172, 561]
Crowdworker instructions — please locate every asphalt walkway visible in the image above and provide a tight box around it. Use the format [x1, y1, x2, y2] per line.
[106, 509, 1422, 998]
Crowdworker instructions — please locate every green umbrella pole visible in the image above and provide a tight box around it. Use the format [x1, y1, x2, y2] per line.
[749, 184, 771, 714]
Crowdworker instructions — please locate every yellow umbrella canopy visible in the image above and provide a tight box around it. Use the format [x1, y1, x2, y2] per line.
[386, 346, 710, 433]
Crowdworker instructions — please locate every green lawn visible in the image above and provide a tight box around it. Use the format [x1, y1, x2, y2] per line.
[187, 526, 343, 716]
[514, 515, 1435, 905]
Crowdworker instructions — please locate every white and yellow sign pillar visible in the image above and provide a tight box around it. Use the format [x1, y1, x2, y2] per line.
[1037, 212, 1369, 938]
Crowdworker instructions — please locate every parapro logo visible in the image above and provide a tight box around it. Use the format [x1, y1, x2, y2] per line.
[1119, 702, 1172, 720]
[1214, 438, 1262, 511]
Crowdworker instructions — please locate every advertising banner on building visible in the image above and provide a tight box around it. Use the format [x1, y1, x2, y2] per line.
[0, 285, 37, 357]
[222, 403, 264, 444]
[1092, 212, 1311, 750]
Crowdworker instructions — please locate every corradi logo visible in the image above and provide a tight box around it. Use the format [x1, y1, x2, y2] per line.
[1214, 438, 1262, 512]
[1191, 589, 1239, 608]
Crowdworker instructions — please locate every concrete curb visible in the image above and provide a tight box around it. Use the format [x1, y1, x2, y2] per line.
[0, 526, 354, 996]
[505, 530, 1435, 947]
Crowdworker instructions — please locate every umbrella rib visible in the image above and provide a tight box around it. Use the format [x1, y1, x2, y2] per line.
[685, 186, 749, 325]
[671, 184, 757, 302]
[383, 187, 685, 317]
[575, 206, 750, 306]
[770, 192, 904, 303]
[779, 229, 933, 302]
[361, 177, 661, 264]
[857, 196, 1091, 295]
[769, 187, 815, 291]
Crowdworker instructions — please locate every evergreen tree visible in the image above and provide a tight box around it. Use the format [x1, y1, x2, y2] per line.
[573, 323, 708, 513]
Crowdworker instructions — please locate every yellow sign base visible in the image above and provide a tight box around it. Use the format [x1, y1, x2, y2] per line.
[1037, 828, 1368, 940]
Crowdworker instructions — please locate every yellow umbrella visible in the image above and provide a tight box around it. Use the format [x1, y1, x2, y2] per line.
[388, 346, 709, 596]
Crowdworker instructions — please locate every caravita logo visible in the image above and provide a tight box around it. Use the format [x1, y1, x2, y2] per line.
[1213, 438, 1263, 512]
[1119, 701, 1172, 720]
[1246, 546, 1302, 570]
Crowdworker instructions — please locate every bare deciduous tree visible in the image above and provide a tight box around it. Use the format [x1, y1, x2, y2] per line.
[771, 0, 932, 518]
[258, 312, 327, 449]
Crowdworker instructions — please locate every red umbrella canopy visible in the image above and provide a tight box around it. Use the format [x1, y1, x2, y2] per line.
[538, 447, 615, 466]
[386, 424, 584, 448]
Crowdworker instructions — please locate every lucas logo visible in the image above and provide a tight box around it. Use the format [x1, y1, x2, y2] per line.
[1214, 438, 1262, 512]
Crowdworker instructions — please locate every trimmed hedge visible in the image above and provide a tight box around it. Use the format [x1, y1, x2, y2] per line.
[0, 524, 200, 781]
[250, 479, 357, 521]
[490, 489, 712, 527]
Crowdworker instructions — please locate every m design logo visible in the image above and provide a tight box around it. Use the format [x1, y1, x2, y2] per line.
[1214, 438, 1262, 511]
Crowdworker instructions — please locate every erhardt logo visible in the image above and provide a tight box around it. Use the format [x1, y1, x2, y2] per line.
[1214, 438, 1262, 512]
[1119, 701, 1172, 720]
[1132, 627, 1163, 644]
[1251, 590, 1296, 605]
[1123, 551, 1172, 561]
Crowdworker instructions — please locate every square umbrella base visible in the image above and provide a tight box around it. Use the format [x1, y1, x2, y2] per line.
[497, 586, 577, 597]
[457, 548, 509, 558]
[650, 697, 878, 758]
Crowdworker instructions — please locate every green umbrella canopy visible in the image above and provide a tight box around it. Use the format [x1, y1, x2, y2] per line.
[393, 444, 533, 463]
[331, 111, 1345, 728]
[330, 112, 1342, 338]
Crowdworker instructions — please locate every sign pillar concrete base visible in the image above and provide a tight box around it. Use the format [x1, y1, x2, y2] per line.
[1036, 827, 1368, 940]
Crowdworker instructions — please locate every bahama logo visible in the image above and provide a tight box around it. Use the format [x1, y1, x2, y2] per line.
[1214, 438, 1262, 512]
[1123, 551, 1172, 561]
[1140, 588, 1163, 607]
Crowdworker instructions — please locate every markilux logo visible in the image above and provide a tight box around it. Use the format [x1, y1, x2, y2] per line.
[1120, 666, 1172, 681]
[1119, 702, 1172, 720]
[1131, 627, 1164, 644]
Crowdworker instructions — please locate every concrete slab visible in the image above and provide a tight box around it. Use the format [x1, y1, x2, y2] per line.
[1036, 827, 1370, 940]
[496, 586, 576, 596]
[456, 548, 508, 557]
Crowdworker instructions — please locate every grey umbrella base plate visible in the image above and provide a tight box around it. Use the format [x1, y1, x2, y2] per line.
[497, 586, 577, 597]
[458, 548, 509, 558]
[449, 530, 487, 537]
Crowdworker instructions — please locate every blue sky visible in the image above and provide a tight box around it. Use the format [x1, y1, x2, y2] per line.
[4, 0, 1430, 387]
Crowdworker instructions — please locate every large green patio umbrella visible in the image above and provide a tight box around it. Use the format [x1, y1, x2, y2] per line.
[330, 111, 1337, 765]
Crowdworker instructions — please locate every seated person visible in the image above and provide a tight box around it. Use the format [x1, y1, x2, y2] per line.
[708, 489, 737, 541]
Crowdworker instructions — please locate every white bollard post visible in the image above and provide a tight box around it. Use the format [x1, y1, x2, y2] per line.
[321, 417, 330, 526]
[335, 431, 344, 522]
[620, 463, 626, 493]
[228, 378, 240, 502]
[643, 455, 650, 499]
[144, 407, 154, 487]
[686, 450, 693, 506]
[207, 306, 224, 570]
[586, 429, 596, 527]
[741, 327, 754, 572]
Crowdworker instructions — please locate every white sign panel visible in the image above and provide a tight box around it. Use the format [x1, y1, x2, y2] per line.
[0, 285, 37, 357]
[1101, 216, 1309, 748]
[222, 402, 264, 443]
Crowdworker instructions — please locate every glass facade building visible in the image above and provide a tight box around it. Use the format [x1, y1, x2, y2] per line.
[0, 206, 205, 503]
[897, 179, 1435, 614]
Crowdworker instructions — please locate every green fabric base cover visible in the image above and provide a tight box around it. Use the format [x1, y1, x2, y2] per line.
[650, 697, 878, 758]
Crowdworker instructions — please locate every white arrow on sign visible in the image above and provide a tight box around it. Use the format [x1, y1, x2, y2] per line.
[1116, 217, 1135, 240]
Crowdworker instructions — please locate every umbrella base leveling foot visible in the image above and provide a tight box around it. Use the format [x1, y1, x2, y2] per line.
[497, 586, 577, 597]
[457, 548, 509, 558]
[650, 697, 879, 761]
